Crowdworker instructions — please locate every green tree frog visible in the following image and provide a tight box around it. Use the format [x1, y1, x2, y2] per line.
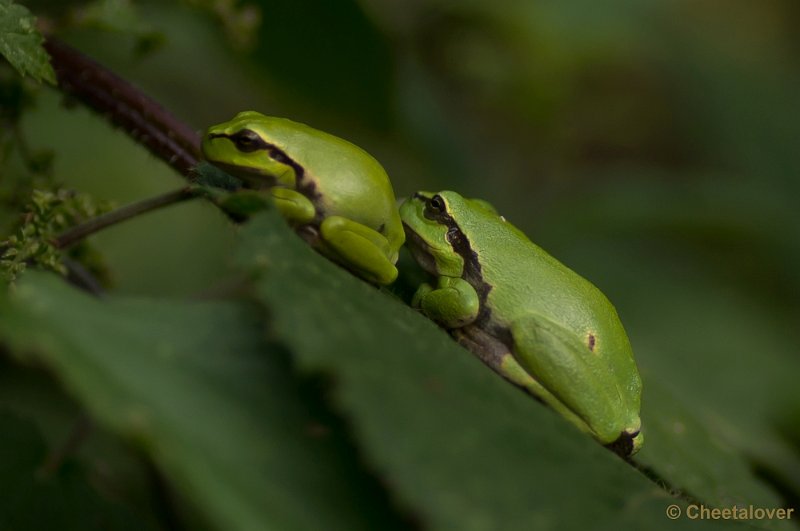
[202, 111, 405, 285]
[400, 191, 643, 455]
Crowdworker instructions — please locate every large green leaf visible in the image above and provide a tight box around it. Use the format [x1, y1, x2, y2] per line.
[236, 209, 785, 530]
[0, 207, 791, 530]
[0, 273, 405, 531]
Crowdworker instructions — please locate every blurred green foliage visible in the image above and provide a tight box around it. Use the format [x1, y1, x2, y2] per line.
[1, 0, 799, 529]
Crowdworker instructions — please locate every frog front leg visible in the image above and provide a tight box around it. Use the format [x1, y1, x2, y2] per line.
[269, 187, 316, 225]
[412, 276, 480, 328]
[204, 187, 316, 222]
[318, 216, 399, 285]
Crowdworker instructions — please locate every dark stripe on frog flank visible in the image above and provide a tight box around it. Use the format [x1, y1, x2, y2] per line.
[413, 192, 511, 344]
[208, 130, 323, 222]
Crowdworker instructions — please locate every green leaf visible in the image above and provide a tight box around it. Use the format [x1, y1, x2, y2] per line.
[236, 209, 780, 530]
[0, 410, 143, 530]
[0, 208, 792, 530]
[635, 379, 794, 519]
[0, 273, 404, 531]
[0, 0, 55, 84]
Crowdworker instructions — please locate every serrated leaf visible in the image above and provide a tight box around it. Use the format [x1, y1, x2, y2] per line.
[0, 273, 404, 531]
[236, 209, 777, 530]
[0, 208, 791, 530]
[0, 0, 55, 84]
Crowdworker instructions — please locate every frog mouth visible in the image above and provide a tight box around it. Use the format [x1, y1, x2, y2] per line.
[204, 161, 279, 189]
[402, 224, 439, 276]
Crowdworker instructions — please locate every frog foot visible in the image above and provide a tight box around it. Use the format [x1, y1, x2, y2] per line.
[319, 215, 398, 285]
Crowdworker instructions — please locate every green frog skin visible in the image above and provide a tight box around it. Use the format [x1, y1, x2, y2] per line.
[202, 111, 404, 285]
[400, 190, 643, 456]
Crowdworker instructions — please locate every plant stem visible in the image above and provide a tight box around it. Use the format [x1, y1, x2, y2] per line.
[53, 187, 198, 249]
[44, 38, 201, 177]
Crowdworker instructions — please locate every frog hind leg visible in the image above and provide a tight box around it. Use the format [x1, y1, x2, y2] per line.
[453, 324, 587, 433]
[509, 314, 625, 445]
[319, 215, 398, 285]
[266, 190, 397, 284]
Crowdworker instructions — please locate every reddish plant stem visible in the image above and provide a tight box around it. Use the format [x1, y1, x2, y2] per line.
[43, 38, 201, 177]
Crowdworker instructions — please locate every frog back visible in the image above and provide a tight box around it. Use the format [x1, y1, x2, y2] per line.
[459, 205, 640, 411]
[256, 117, 404, 247]
[450, 196, 634, 365]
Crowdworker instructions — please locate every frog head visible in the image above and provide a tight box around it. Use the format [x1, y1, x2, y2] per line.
[202, 111, 302, 189]
[399, 191, 500, 278]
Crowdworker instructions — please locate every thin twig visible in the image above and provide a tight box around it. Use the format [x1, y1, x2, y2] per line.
[53, 187, 197, 249]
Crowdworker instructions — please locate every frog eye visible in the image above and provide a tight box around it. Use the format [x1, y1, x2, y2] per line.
[422, 194, 447, 220]
[428, 195, 445, 213]
[231, 129, 263, 153]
